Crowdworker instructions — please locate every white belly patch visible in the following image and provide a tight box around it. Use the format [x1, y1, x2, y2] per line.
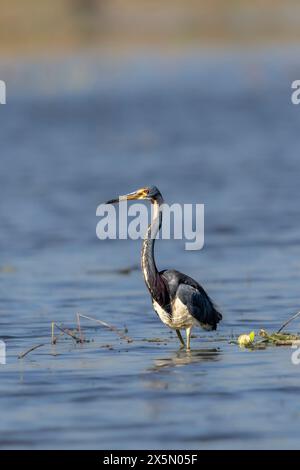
[152, 298, 196, 329]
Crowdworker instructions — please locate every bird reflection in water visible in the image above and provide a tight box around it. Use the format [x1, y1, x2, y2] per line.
[148, 347, 221, 373]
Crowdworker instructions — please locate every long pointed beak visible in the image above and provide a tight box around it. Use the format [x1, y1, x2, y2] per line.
[105, 197, 122, 204]
[105, 191, 141, 205]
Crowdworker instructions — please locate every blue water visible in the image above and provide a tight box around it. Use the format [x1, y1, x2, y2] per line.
[1, 48, 300, 449]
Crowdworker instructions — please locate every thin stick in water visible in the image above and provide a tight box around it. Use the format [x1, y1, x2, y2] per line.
[51, 321, 56, 345]
[277, 310, 300, 334]
[76, 312, 84, 343]
[18, 343, 45, 359]
[53, 323, 84, 343]
[77, 313, 133, 343]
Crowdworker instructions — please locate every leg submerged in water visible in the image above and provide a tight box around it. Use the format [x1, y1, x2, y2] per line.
[186, 327, 192, 351]
[176, 329, 185, 348]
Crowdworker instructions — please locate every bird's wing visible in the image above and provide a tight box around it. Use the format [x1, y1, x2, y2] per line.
[176, 282, 222, 329]
[160, 269, 222, 329]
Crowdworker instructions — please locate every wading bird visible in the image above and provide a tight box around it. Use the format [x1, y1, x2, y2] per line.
[106, 186, 222, 350]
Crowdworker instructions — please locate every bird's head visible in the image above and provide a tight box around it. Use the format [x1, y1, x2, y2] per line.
[106, 186, 163, 204]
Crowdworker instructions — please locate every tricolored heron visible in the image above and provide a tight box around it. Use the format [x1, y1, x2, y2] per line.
[106, 186, 222, 350]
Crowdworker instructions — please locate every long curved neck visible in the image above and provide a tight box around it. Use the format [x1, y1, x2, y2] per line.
[141, 198, 165, 304]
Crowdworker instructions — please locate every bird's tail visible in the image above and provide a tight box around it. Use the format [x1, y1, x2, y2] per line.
[200, 304, 222, 331]
[211, 307, 222, 330]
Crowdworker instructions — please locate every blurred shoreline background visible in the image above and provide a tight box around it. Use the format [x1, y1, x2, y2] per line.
[1, 0, 300, 57]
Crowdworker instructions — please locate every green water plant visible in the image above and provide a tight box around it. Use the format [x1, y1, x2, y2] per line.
[236, 310, 300, 350]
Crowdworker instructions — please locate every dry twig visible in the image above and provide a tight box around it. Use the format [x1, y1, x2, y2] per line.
[18, 343, 45, 359]
[277, 310, 300, 334]
[52, 323, 84, 344]
[77, 313, 133, 343]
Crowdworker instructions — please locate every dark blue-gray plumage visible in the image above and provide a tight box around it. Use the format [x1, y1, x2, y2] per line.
[106, 185, 222, 350]
[161, 270, 222, 329]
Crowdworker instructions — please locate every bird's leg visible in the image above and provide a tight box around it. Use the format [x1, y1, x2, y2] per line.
[186, 327, 192, 351]
[176, 329, 185, 348]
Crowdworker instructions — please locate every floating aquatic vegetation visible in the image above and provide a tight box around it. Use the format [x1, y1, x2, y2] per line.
[238, 331, 255, 347]
[259, 329, 300, 346]
[142, 337, 167, 343]
[17, 308, 300, 359]
[18, 312, 133, 359]
[234, 311, 300, 350]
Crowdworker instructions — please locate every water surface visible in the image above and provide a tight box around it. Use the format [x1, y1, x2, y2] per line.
[1, 49, 300, 449]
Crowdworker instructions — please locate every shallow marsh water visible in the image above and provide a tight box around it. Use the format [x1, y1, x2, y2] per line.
[1, 48, 300, 449]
